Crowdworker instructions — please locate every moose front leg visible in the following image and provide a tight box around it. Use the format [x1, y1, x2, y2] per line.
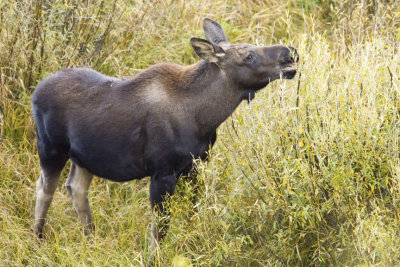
[149, 174, 178, 252]
[185, 132, 216, 211]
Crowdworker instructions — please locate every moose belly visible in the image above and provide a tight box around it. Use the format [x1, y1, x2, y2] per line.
[68, 137, 148, 182]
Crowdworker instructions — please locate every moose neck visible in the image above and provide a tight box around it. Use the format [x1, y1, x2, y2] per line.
[183, 61, 248, 136]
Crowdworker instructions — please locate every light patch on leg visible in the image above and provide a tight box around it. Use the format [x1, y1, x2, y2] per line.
[148, 221, 161, 267]
[34, 171, 61, 237]
[65, 162, 94, 234]
[151, 222, 161, 250]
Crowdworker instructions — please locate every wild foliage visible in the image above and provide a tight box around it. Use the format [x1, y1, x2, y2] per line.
[1, 0, 399, 266]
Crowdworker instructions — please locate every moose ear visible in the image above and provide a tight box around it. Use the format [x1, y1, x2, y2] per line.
[190, 37, 225, 63]
[203, 18, 228, 44]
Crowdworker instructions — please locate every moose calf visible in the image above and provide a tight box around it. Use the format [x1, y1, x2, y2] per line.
[32, 18, 299, 253]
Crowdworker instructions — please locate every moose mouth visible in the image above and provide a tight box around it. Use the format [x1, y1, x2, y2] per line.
[281, 65, 297, 79]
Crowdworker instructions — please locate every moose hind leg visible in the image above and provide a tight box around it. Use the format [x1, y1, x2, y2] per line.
[65, 162, 94, 234]
[34, 169, 63, 238]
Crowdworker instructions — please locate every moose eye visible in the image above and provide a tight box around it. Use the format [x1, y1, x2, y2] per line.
[245, 54, 253, 61]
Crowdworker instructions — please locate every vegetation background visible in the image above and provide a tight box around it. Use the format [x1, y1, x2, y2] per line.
[1, 0, 400, 266]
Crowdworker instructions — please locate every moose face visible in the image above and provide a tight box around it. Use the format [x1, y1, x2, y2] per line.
[191, 19, 299, 91]
[219, 43, 299, 90]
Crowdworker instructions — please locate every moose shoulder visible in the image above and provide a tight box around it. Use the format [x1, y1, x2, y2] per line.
[32, 18, 299, 251]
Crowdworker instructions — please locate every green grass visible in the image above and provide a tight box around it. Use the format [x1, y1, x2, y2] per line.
[1, 0, 400, 266]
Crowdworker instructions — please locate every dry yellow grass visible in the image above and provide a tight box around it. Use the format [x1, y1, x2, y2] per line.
[1, 0, 400, 266]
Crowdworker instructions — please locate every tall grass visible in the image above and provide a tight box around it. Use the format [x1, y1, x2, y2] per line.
[1, 0, 399, 266]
